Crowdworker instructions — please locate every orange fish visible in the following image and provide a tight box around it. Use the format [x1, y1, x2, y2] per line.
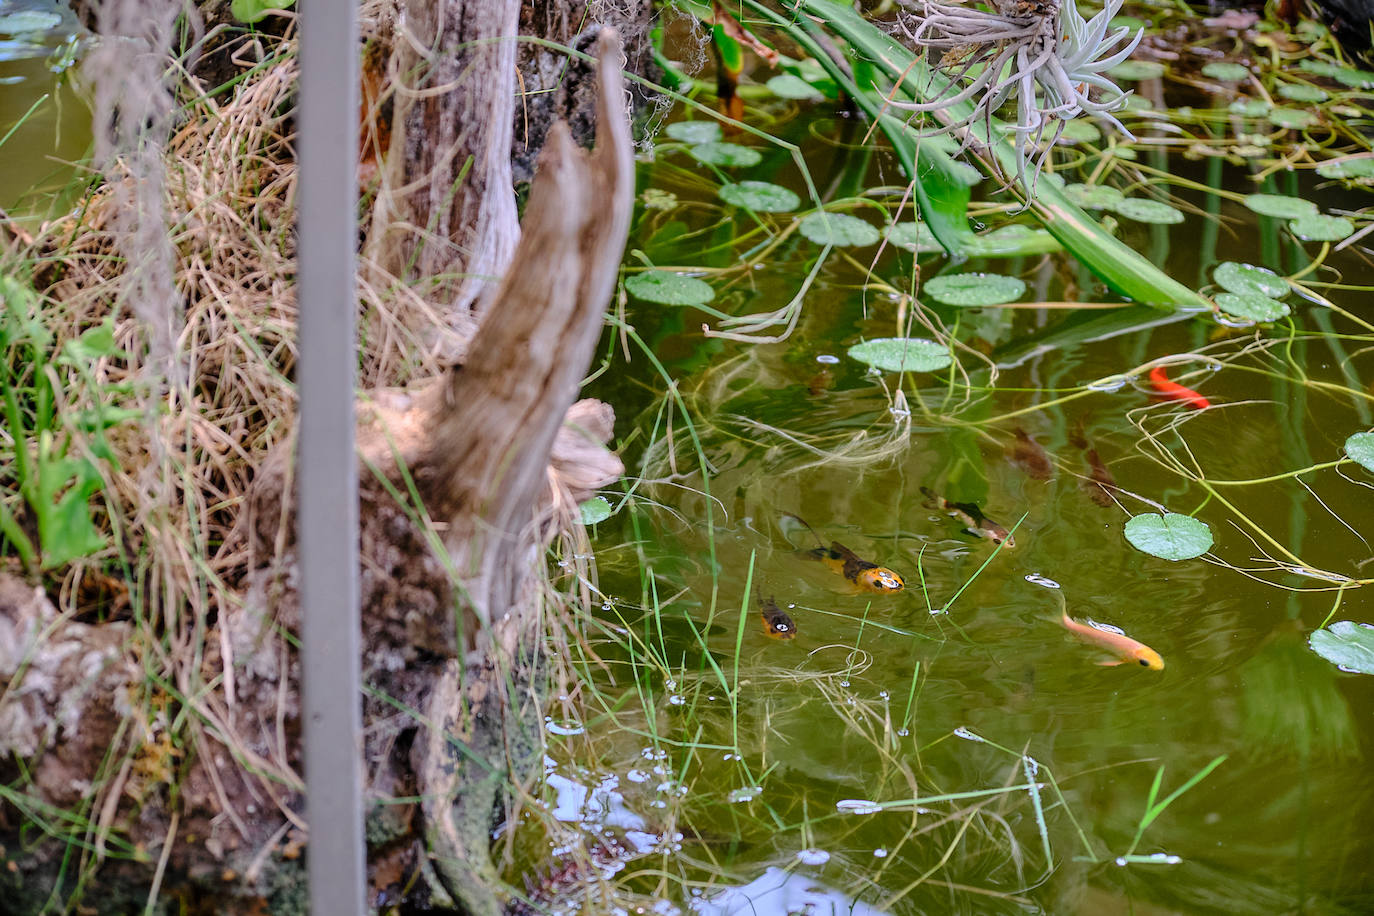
[1149, 365, 1210, 410]
[779, 514, 905, 593]
[1052, 591, 1163, 670]
[759, 596, 797, 640]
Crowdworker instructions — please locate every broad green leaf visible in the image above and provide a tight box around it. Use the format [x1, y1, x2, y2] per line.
[1109, 60, 1165, 80]
[1289, 214, 1354, 241]
[230, 0, 295, 24]
[1333, 67, 1374, 88]
[1229, 99, 1269, 117]
[925, 272, 1026, 306]
[1202, 62, 1249, 81]
[1057, 120, 1101, 144]
[1124, 513, 1213, 561]
[35, 441, 106, 570]
[665, 121, 722, 144]
[1345, 432, 1374, 472]
[1213, 262, 1288, 298]
[1277, 83, 1328, 103]
[0, 11, 62, 32]
[1267, 108, 1317, 130]
[798, 212, 880, 247]
[1215, 292, 1290, 321]
[718, 180, 800, 212]
[767, 74, 824, 100]
[60, 322, 125, 365]
[689, 142, 762, 167]
[965, 224, 1061, 257]
[1064, 184, 1124, 210]
[848, 337, 952, 373]
[1112, 198, 1185, 225]
[625, 271, 715, 305]
[579, 497, 614, 525]
[1309, 622, 1374, 674]
[1316, 157, 1374, 180]
[882, 221, 942, 253]
[1243, 194, 1318, 219]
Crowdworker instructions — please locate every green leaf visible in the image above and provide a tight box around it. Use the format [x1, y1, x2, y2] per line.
[1215, 292, 1290, 321]
[1229, 99, 1269, 117]
[689, 142, 762, 167]
[1345, 432, 1374, 472]
[665, 121, 721, 144]
[964, 224, 1061, 257]
[230, 0, 295, 24]
[1333, 67, 1374, 89]
[59, 322, 125, 366]
[718, 180, 800, 212]
[1267, 108, 1317, 130]
[1289, 214, 1354, 242]
[1124, 513, 1213, 561]
[925, 272, 1026, 306]
[797, 212, 880, 246]
[579, 497, 614, 525]
[34, 439, 106, 570]
[1316, 157, 1374, 180]
[1108, 60, 1166, 81]
[1213, 262, 1288, 298]
[1112, 198, 1185, 225]
[766, 74, 823, 100]
[1309, 622, 1374, 674]
[1277, 83, 1329, 103]
[1202, 62, 1249, 81]
[0, 11, 62, 32]
[882, 221, 942, 253]
[1064, 184, 1125, 210]
[1057, 120, 1101, 144]
[1243, 194, 1318, 219]
[847, 337, 952, 373]
[625, 271, 715, 306]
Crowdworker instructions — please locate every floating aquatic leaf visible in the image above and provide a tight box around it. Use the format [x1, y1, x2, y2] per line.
[1057, 120, 1101, 144]
[798, 211, 880, 247]
[665, 120, 721, 144]
[718, 180, 800, 213]
[625, 270, 715, 305]
[1228, 98, 1269, 117]
[689, 142, 762, 167]
[965, 224, 1061, 257]
[578, 497, 613, 525]
[1345, 432, 1374, 472]
[1064, 183, 1125, 210]
[924, 272, 1026, 306]
[1316, 157, 1374, 180]
[1124, 513, 1213, 561]
[1215, 292, 1290, 321]
[1277, 83, 1329, 103]
[1109, 60, 1165, 81]
[0, 11, 63, 32]
[1267, 108, 1317, 130]
[1309, 622, 1374, 675]
[882, 221, 941, 253]
[766, 73, 823, 99]
[847, 337, 952, 373]
[1213, 262, 1288, 298]
[1112, 198, 1185, 225]
[1202, 62, 1249, 81]
[1243, 194, 1318, 219]
[1290, 214, 1354, 242]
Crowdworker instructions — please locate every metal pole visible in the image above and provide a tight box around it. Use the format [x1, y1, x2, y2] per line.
[296, 0, 364, 911]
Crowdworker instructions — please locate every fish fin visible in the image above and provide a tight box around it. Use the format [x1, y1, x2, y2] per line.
[828, 540, 863, 562]
[779, 513, 822, 549]
[1095, 658, 1125, 667]
[919, 486, 941, 509]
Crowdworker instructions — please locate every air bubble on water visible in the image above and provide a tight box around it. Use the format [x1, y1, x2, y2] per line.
[626, 769, 649, 783]
[1023, 756, 1040, 776]
[836, 799, 883, 815]
[897, 728, 910, 737]
[816, 354, 840, 364]
[953, 726, 985, 742]
[728, 787, 763, 803]
[1115, 857, 1128, 866]
[601, 602, 613, 610]
[641, 747, 667, 760]
[840, 679, 850, 688]
[1024, 573, 1060, 589]
[664, 679, 677, 691]
[878, 690, 889, 699]
[787, 603, 796, 609]
[873, 848, 888, 858]
[1086, 374, 1128, 393]
[1337, 664, 1359, 673]
[929, 606, 947, 616]
[667, 695, 686, 706]
[650, 800, 667, 809]
[722, 753, 737, 761]
[796, 849, 831, 865]
[544, 717, 585, 736]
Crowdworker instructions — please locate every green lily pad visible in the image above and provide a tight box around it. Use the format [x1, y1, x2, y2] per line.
[666, 121, 722, 144]
[1064, 183, 1125, 210]
[1289, 214, 1354, 241]
[1057, 120, 1102, 144]
[625, 271, 715, 305]
[579, 497, 614, 525]
[0, 11, 63, 32]
[1228, 98, 1269, 117]
[1309, 621, 1374, 674]
[1267, 108, 1318, 130]
[1213, 262, 1288, 298]
[798, 212, 880, 247]
[767, 74, 823, 100]
[689, 142, 762, 167]
[882, 221, 941, 253]
[1316, 157, 1374, 180]
[1243, 194, 1319, 219]
[1202, 62, 1249, 81]
[1345, 432, 1374, 472]
[1215, 292, 1290, 321]
[1277, 83, 1329, 103]
[965, 224, 1061, 257]
[1109, 60, 1165, 81]
[847, 337, 952, 373]
[924, 272, 1026, 306]
[718, 180, 800, 213]
[1124, 513, 1214, 561]
[1112, 198, 1185, 224]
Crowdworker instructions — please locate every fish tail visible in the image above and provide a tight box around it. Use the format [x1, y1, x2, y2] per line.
[779, 513, 822, 549]
[919, 486, 942, 509]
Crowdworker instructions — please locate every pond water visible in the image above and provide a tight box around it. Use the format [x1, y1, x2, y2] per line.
[542, 39, 1374, 916]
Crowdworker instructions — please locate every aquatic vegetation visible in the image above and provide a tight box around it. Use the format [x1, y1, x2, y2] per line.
[1308, 621, 1374, 674]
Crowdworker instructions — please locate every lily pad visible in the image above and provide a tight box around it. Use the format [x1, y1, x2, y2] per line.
[1228, 98, 1269, 117]
[882, 221, 942, 253]
[1064, 183, 1125, 210]
[1202, 62, 1249, 81]
[1215, 292, 1290, 321]
[1109, 60, 1165, 81]
[1345, 432, 1374, 472]
[1277, 83, 1329, 103]
[666, 121, 722, 144]
[0, 11, 63, 32]
[847, 337, 952, 373]
[718, 180, 800, 213]
[1124, 513, 1214, 561]
[1290, 214, 1354, 241]
[766, 74, 823, 100]
[625, 271, 715, 306]
[1112, 198, 1185, 225]
[689, 142, 762, 167]
[965, 224, 1061, 257]
[579, 497, 614, 525]
[1267, 108, 1317, 130]
[1309, 621, 1374, 674]
[798, 212, 880, 247]
[1057, 120, 1101, 144]
[1243, 194, 1318, 219]
[924, 272, 1026, 306]
[1214, 262, 1288, 298]
[1316, 157, 1374, 180]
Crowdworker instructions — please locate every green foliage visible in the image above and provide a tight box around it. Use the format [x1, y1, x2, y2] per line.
[230, 0, 295, 25]
[1309, 622, 1374, 674]
[766, 74, 823, 100]
[1215, 292, 1290, 322]
[1213, 262, 1287, 299]
[665, 121, 721, 144]
[797, 211, 879, 247]
[625, 270, 715, 306]
[689, 142, 761, 167]
[717, 180, 800, 212]
[1111, 198, 1184, 225]
[1123, 513, 1213, 561]
[847, 337, 952, 372]
[1243, 194, 1317, 219]
[1345, 432, 1374, 472]
[1202, 62, 1248, 81]
[924, 272, 1026, 306]
[579, 497, 614, 525]
[1289, 214, 1354, 242]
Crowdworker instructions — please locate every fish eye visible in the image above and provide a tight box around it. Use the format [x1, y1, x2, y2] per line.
[1139, 658, 1151, 667]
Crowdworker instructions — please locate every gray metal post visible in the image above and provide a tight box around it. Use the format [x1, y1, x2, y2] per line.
[296, 0, 365, 911]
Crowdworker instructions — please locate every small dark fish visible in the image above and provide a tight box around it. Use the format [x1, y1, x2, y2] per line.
[920, 487, 1016, 548]
[1009, 427, 1054, 481]
[779, 514, 905, 593]
[1082, 448, 1117, 507]
[759, 596, 797, 640]
[807, 367, 834, 397]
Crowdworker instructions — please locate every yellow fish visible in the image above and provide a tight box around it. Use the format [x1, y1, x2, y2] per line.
[759, 596, 797, 640]
[779, 514, 904, 594]
[1053, 590, 1163, 670]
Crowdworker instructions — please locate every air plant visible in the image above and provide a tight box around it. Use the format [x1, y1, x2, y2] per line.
[888, 0, 1144, 189]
